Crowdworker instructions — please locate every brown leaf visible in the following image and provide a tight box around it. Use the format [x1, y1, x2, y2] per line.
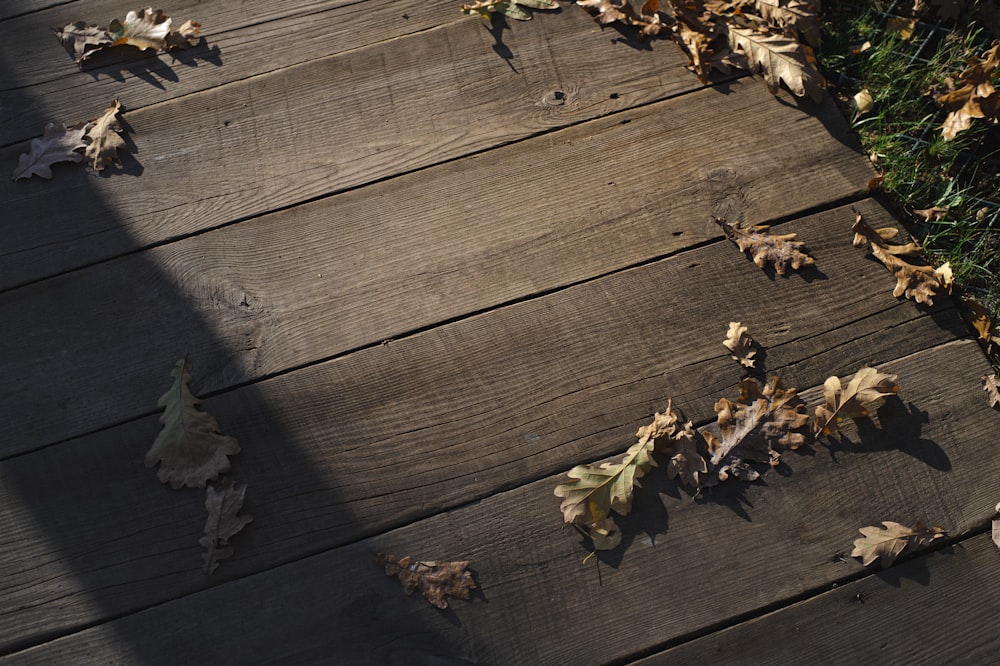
[199, 480, 252, 574]
[814, 366, 899, 437]
[993, 502, 1000, 550]
[640, 399, 707, 490]
[723, 321, 756, 368]
[715, 217, 815, 275]
[851, 521, 946, 567]
[960, 297, 999, 349]
[85, 99, 126, 170]
[725, 23, 825, 102]
[52, 22, 112, 62]
[983, 375, 1000, 409]
[913, 206, 949, 222]
[577, 0, 665, 35]
[109, 8, 172, 51]
[937, 40, 1000, 140]
[851, 210, 944, 306]
[703, 377, 808, 487]
[145, 358, 241, 489]
[375, 553, 476, 609]
[12, 122, 90, 181]
[165, 19, 202, 50]
[754, 0, 822, 47]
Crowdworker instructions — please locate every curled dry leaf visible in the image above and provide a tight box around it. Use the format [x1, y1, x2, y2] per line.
[199, 480, 253, 574]
[85, 99, 126, 170]
[54, 8, 202, 63]
[375, 553, 476, 609]
[813, 366, 900, 438]
[555, 400, 698, 549]
[851, 521, 946, 567]
[723, 321, 756, 368]
[145, 358, 241, 489]
[578, 0, 665, 36]
[983, 375, 1000, 409]
[960, 297, 1000, 351]
[913, 206, 949, 222]
[12, 122, 88, 181]
[852, 210, 945, 306]
[754, 0, 822, 48]
[715, 217, 815, 275]
[702, 377, 808, 487]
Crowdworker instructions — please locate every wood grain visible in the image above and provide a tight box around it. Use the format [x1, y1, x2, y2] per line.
[1, 5, 704, 288]
[4, 340, 996, 662]
[0, 201, 981, 651]
[0, 0, 458, 145]
[0, 81, 872, 453]
[638, 532, 1000, 665]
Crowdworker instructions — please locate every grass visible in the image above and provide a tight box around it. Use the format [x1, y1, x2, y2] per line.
[816, 0, 1000, 369]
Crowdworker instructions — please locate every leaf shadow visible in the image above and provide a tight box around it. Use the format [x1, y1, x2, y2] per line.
[484, 13, 518, 73]
[79, 39, 222, 88]
[872, 542, 955, 588]
[823, 398, 951, 471]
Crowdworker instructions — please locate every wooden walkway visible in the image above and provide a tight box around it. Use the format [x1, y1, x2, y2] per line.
[2, 2, 998, 663]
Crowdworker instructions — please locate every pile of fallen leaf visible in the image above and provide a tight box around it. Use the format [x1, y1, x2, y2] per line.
[54, 7, 200, 64]
[463, 0, 826, 102]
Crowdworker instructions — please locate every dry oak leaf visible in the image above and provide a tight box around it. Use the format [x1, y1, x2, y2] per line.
[814, 366, 900, 438]
[993, 502, 1000, 550]
[851, 211, 946, 306]
[936, 40, 999, 140]
[109, 8, 172, 50]
[53, 22, 113, 62]
[703, 377, 808, 487]
[983, 375, 1000, 409]
[851, 521, 946, 567]
[723, 321, 757, 368]
[199, 480, 252, 574]
[375, 553, 476, 609]
[85, 99, 125, 170]
[462, 0, 558, 20]
[638, 398, 708, 491]
[960, 297, 1000, 350]
[753, 0, 822, 48]
[725, 22, 825, 101]
[145, 358, 240, 489]
[715, 217, 815, 275]
[913, 205, 949, 222]
[578, 0, 665, 36]
[12, 122, 88, 181]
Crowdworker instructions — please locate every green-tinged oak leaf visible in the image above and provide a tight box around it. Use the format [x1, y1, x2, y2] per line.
[852, 210, 946, 306]
[199, 480, 252, 574]
[12, 122, 89, 181]
[715, 216, 815, 275]
[814, 366, 900, 437]
[851, 521, 946, 567]
[145, 358, 240, 489]
[702, 377, 808, 487]
[85, 99, 126, 170]
[375, 553, 476, 609]
[723, 321, 756, 368]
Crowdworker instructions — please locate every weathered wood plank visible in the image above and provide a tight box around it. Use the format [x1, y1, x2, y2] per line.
[0, 0, 457, 145]
[638, 532, 999, 665]
[0, 80, 871, 453]
[0, 202, 979, 651]
[4, 340, 996, 663]
[1, 5, 706, 289]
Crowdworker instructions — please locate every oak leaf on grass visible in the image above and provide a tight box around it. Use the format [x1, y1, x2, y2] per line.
[375, 553, 476, 609]
[145, 358, 240, 489]
[703, 377, 808, 487]
[851, 210, 948, 306]
[851, 521, 946, 567]
[936, 40, 999, 140]
[199, 480, 252, 574]
[813, 366, 899, 438]
[11, 122, 88, 181]
[715, 217, 815, 276]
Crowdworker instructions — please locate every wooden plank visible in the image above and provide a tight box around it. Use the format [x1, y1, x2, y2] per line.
[637, 532, 1000, 664]
[1, 5, 705, 288]
[0, 80, 872, 453]
[0, 1, 65, 22]
[4, 340, 996, 662]
[0, 0, 458, 145]
[0, 202, 980, 651]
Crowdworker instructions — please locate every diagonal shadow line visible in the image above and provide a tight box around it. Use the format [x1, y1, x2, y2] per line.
[0, 46, 470, 662]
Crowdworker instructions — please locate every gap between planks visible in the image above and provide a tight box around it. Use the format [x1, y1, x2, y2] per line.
[2, 339, 997, 663]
